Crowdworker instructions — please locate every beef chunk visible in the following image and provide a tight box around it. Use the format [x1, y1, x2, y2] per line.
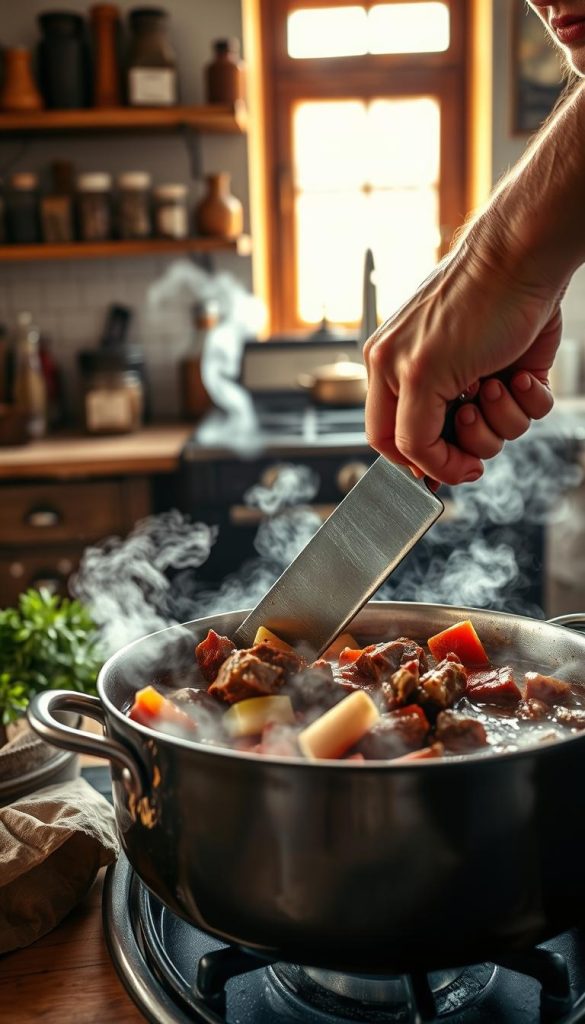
[285, 660, 341, 713]
[208, 650, 284, 704]
[196, 630, 236, 682]
[416, 655, 466, 712]
[466, 666, 522, 706]
[517, 698, 549, 721]
[435, 710, 488, 752]
[352, 638, 428, 683]
[381, 659, 419, 710]
[357, 705, 430, 759]
[524, 671, 571, 705]
[553, 706, 585, 730]
[249, 641, 306, 680]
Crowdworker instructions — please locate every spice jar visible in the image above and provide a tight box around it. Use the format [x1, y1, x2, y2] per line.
[6, 173, 41, 244]
[153, 183, 188, 238]
[90, 3, 122, 107]
[79, 348, 145, 434]
[117, 171, 152, 239]
[205, 39, 246, 105]
[77, 172, 112, 241]
[37, 11, 89, 109]
[127, 7, 178, 107]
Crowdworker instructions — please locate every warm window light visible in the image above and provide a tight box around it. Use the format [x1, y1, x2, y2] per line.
[369, 3, 450, 54]
[293, 97, 441, 323]
[288, 7, 367, 59]
[287, 2, 450, 59]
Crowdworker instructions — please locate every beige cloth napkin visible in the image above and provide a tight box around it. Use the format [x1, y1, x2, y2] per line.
[0, 776, 119, 954]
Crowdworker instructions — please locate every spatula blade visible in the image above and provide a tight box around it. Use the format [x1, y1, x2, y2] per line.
[233, 456, 443, 659]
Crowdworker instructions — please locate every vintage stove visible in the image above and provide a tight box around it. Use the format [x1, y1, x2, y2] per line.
[104, 852, 585, 1024]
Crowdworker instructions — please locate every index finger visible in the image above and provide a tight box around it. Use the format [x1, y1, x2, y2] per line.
[394, 381, 484, 485]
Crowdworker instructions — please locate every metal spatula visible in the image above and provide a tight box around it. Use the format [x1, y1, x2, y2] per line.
[233, 457, 443, 659]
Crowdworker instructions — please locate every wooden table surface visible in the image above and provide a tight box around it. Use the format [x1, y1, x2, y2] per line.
[0, 869, 145, 1024]
[0, 423, 193, 480]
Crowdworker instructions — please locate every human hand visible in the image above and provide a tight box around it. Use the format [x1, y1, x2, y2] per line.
[364, 234, 563, 485]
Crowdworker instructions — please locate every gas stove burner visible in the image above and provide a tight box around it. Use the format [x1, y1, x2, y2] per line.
[103, 855, 585, 1024]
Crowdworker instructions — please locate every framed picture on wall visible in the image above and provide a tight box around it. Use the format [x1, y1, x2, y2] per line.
[511, 2, 567, 135]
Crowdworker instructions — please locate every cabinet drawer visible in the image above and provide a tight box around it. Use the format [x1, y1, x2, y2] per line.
[0, 479, 149, 545]
[0, 546, 81, 607]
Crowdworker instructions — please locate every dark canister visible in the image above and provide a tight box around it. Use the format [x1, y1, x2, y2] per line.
[6, 173, 41, 244]
[37, 11, 89, 109]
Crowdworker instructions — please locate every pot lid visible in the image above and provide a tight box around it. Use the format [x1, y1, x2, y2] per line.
[311, 354, 367, 383]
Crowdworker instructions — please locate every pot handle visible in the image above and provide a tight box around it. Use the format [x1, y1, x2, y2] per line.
[547, 613, 585, 633]
[27, 690, 146, 798]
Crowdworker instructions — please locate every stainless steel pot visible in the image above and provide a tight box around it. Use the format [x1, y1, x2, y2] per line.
[297, 355, 367, 406]
[27, 602, 585, 972]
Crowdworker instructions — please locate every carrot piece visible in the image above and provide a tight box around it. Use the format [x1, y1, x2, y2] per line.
[338, 647, 364, 666]
[427, 620, 489, 667]
[129, 685, 195, 732]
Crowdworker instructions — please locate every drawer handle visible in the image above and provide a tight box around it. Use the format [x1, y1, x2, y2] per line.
[25, 506, 62, 528]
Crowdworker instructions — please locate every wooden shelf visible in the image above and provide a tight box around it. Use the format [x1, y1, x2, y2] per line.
[0, 236, 252, 262]
[0, 103, 247, 136]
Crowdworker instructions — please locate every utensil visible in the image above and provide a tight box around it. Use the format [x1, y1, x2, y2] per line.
[233, 457, 443, 657]
[296, 353, 368, 406]
[27, 604, 585, 972]
[359, 247, 378, 347]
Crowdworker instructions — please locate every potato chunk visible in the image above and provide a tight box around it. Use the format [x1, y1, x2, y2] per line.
[223, 695, 295, 738]
[298, 690, 379, 760]
[253, 626, 295, 653]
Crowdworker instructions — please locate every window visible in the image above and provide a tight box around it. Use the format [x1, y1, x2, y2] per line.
[257, 0, 469, 332]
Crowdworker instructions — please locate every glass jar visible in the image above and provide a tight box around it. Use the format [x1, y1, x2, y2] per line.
[117, 171, 152, 239]
[127, 6, 178, 106]
[37, 11, 89, 109]
[77, 172, 112, 241]
[6, 172, 41, 244]
[153, 183, 188, 239]
[79, 349, 144, 434]
[205, 38, 246, 105]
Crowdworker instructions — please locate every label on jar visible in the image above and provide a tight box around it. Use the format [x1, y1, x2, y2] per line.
[86, 389, 133, 432]
[156, 205, 188, 239]
[128, 68, 177, 106]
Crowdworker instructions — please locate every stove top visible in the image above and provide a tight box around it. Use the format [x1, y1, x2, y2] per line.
[104, 855, 585, 1024]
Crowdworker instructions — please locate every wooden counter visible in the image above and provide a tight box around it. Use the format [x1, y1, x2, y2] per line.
[0, 870, 143, 1024]
[0, 424, 193, 481]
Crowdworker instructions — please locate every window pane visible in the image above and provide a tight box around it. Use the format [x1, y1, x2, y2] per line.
[294, 101, 368, 190]
[368, 98, 440, 186]
[297, 192, 367, 322]
[288, 7, 368, 59]
[368, 3, 450, 54]
[369, 189, 440, 318]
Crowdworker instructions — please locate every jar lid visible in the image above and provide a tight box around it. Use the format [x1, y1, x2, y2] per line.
[78, 346, 145, 374]
[77, 173, 113, 192]
[153, 183, 187, 200]
[117, 171, 152, 190]
[129, 6, 168, 23]
[90, 4, 121, 20]
[10, 172, 38, 190]
[38, 11, 85, 34]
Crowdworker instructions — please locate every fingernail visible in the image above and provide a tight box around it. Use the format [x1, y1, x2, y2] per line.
[483, 379, 502, 402]
[513, 372, 532, 392]
[463, 469, 482, 483]
[458, 404, 476, 426]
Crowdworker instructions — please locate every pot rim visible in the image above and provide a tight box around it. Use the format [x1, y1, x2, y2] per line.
[98, 600, 585, 772]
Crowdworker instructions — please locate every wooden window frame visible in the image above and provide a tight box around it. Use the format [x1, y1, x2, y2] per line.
[257, 0, 470, 333]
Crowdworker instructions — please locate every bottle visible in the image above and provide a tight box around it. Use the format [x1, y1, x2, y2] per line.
[90, 4, 122, 108]
[179, 300, 219, 419]
[6, 173, 41, 244]
[126, 7, 178, 107]
[37, 12, 89, 109]
[205, 39, 246, 106]
[0, 48, 44, 112]
[12, 313, 47, 439]
[195, 173, 243, 239]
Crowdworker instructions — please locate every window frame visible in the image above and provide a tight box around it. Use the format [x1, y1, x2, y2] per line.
[259, 0, 470, 332]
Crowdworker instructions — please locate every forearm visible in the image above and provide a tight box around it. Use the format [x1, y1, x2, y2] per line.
[459, 80, 585, 291]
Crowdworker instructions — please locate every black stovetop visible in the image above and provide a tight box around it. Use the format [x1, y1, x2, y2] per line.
[102, 852, 585, 1024]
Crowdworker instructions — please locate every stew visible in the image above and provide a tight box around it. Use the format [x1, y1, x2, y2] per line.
[127, 619, 585, 761]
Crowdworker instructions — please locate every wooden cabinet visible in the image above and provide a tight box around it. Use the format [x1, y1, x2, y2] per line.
[0, 476, 150, 606]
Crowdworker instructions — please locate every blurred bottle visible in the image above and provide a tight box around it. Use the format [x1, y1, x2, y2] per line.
[179, 300, 218, 420]
[39, 333, 66, 427]
[90, 3, 122, 107]
[12, 312, 47, 439]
